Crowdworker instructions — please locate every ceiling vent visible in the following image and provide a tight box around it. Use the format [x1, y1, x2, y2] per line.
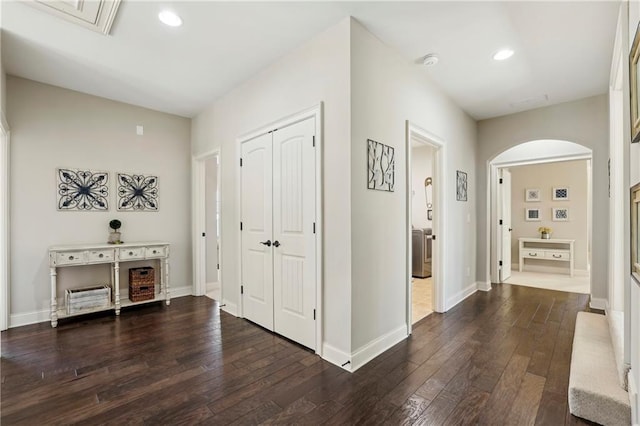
[28, 0, 121, 35]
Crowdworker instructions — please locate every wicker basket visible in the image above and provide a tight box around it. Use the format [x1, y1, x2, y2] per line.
[128, 267, 155, 302]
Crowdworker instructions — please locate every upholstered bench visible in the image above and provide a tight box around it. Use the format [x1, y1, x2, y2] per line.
[569, 311, 631, 425]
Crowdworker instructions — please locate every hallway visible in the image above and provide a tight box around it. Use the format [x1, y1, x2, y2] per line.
[1, 285, 594, 424]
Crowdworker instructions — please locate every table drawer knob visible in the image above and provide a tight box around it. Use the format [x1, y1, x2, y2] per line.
[528, 253, 537, 257]
[152, 250, 157, 254]
[129, 251, 134, 256]
[68, 255, 74, 260]
[99, 253, 104, 258]
[552, 254, 561, 258]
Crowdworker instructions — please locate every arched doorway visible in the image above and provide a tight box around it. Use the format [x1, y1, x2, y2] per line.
[488, 140, 593, 295]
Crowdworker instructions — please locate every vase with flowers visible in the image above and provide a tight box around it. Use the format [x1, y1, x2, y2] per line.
[538, 226, 552, 239]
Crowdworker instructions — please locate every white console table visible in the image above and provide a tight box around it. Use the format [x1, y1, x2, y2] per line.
[518, 237, 575, 277]
[48, 241, 170, 327]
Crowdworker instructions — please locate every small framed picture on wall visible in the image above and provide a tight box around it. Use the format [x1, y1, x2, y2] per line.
[553, 208, 569, 221]
[525, 188, 540, 202]
[553, 187, 569, 201]
[525, 208, 541, 221]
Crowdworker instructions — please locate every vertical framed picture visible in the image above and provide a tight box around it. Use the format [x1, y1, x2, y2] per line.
[552, 187, 569, 201]
[630, 22, 640, 143]
[525, 188, 540, 202]
[456, 170, 467, 201]
[367, 139, 395, 192]
[525, 208, 541, 221]
[553, 207, 569, 221]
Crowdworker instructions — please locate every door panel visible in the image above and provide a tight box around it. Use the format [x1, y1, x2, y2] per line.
[272, 118, 316, 349]
[500, 169, 512, 282]
[241, 133, 274, 330]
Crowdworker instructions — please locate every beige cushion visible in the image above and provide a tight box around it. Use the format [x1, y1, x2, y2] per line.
[569, 312, 631, 426]
[607, 309, 630, 391]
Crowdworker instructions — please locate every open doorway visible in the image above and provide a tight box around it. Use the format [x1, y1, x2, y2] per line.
[490, 140, 593, 295]
[406, 122, 445, 329]
[410, 142, 435, 323]
[192, 150, 222, 302]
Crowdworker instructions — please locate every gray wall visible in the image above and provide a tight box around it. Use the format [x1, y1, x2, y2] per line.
[477, 95, 609, 298]
[7, 77, 192, 326]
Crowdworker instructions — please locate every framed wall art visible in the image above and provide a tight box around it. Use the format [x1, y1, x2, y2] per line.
[525, 208, 541, 221]
[553, 207, 569, 221]
[525, 188, 540, 202]
[552, 187, 569, 201]
[367, 139, 395, 192]
[56, 168, 109, 211]
[456, 170, 467, 201]
[117, 173, 158, 211]
[630, 22, 640, 143]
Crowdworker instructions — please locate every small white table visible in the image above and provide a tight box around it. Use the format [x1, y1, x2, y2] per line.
[49, 241, 170, 327]
[518, 237, 575, 277]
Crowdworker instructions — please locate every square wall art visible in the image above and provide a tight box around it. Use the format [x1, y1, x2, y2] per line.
[553, 207, 569, 221]
[525, 188, 540, 202]
[367, 139, 395, 192]
[526, 208, 541, 221]
[117, 173, 159, 211]
[57, 168, 109, 211]
[553, 187, 570, 201]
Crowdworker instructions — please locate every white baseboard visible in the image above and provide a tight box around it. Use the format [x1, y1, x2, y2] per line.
[630, 372, 639, 426]
[9, 285, 193, 329]
[322, 342, 352, 372]
[589, 297, 607, 310]
[512, 263, 589, 276]
[350, 324, 407, 372]
[446, 282, 478, 311]
[476, 281, 492, 292]
[220, 299, 238, 316]
[10, 309, 50, 328]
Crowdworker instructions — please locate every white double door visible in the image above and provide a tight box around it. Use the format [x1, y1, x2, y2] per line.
[240, 117, 316, 350]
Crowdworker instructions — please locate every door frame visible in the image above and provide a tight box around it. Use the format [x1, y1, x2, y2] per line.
[192, 149, 221, 298]
[406, 121, 446, 334]
[497, 168, 512, 283]
[236, 103, 324, 354]
[0, 113, 9, 331]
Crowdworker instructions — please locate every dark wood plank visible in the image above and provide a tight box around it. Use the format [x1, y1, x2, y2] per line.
[0, 285, 591, 426]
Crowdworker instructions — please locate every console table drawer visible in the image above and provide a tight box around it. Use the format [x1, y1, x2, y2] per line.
[145, 246, 166, 258]
[88, 249, 114, 262]
[119, 247, 144, 260]
[55, 251, 86, 266]
[523, 249, 545, 259]
[546, 251, 570, 260]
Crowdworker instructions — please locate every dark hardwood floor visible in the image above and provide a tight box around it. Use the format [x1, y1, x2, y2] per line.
[1, 284, 598, 425]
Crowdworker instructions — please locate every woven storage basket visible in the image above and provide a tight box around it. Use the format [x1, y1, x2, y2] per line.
[128, 267, 155, 302]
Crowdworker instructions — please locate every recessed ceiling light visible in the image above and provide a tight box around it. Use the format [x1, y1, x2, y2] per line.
[493, 49, 514, 61]
[159, 10, 182, 27]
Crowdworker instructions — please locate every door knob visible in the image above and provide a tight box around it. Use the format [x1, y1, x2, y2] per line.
[273, 241, 281, 247]
[260, 240, 272, 247]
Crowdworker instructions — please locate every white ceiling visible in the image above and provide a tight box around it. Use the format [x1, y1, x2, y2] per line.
[2, 1, 621, 120]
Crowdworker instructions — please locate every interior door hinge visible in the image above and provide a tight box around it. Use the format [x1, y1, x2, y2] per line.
[202, 232, 206, 237]
[217, 264, 220, 270]
[241, 285, 244, 295]
[313, 309, 316, 320]
[240, 158, 243, 167]
[240, 222, 243, 231]
[499, 178, 503, 184]
[499, 220, 503, 225]
[499, 261, 503, 266]
[313, 222, 316, 234]
[312, 136, 316, 147]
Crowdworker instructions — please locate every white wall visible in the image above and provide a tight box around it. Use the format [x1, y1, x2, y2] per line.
[627, 1, 640, 421]
[411, 145, 434, 229]
[350, 19, 477, 352]
[191, 18, 353, 358]
[477, 95, 609, 299]
[205, 156, 218, 283]
[509, 160, 589, 271]
[7, 77, 192, 326]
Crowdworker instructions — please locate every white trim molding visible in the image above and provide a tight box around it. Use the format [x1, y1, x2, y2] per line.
[477, 281, 492, 292]
[0, 114, 9, 331]
[589, 297, 607, 310]
[220, 300, 238, 317]
[321, 342, 352, 372]
[446, 282, 478, 311]
[629, 371, 638, 426]
[350, 325, 407, 373]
